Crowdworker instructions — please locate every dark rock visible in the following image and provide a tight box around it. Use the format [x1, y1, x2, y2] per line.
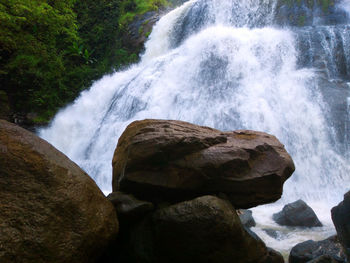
[289, 235, 346, 263]
[128, 195, 273, 263]
[112, 119, 295, 208]
[306, 255, 340, 263]
[263, 229, 284, 240]
[273, 199, 322, 227]
[107, 191, 154, 222]
[331, 191, 350, 261]
[0, 120, 119, 263]
[263, 247, 285, 263]
[275, 0, 349, 27]
[125, 11, 160, 52]
[239, 209, 256, 228]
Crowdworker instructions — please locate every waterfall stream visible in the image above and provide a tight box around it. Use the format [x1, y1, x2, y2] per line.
[40, 0, 350, 254]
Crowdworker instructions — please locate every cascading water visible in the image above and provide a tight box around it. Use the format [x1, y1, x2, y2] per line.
[39, 0, 350, 255]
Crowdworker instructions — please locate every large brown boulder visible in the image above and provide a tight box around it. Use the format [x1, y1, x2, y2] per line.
[331, 191, 350, 261]
[127, 195, 277, 263]
[0, 120, 118, 263]
[112, 119, 295, 208]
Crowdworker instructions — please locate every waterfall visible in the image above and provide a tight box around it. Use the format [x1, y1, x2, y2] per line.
[40, 0, 350, 207]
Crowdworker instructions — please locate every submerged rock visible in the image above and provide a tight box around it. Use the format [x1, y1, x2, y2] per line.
[0, 120, 119, 263]
[289, 235, 345, 263]
[331, 191, 350, 261]
[273, 199, 322, 227]
[112, 119, 295, 208]
[127, 195, 275, 263]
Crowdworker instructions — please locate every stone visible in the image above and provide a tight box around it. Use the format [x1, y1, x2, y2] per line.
[273, 199, 322, 227]
[264, 247, 284, 263]
[263, 229, 284, 240]
[289, 235, 346, 263]
[306, 255, 340, 263]
[107, 191, 154, 222]
[112, 119, 295, 208]
[331, 191, 350, 261]
[0, 120, 119, 263]
[128, 195, 273, 263]
[239, 209, 256, 228]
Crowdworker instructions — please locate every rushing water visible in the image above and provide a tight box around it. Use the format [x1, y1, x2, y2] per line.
[40, 0, 350, 254]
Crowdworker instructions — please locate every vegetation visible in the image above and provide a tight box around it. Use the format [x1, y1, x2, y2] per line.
[0, 0, 167, 122]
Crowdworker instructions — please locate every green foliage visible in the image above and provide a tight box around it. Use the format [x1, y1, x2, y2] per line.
[0, 0, 168, 122]
[119, 0, 168, 27]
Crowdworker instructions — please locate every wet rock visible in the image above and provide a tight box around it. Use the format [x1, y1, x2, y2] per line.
[306, 255, 340, 263]
[275, 0, 349, 27]
[263, 229, 284, 240]
[264, 247, 284, 263]
[0, 120, 119, 263]
[239, 209, 256, 228]
[128, 195, 272, 263]
[273, 199, 322, 227]
[107, 191, 154, 222]
[331, 191, 350, 261]
[125, 11, 160, 52]
[289, 235, 346, 263]
[112, 119, 295, 208]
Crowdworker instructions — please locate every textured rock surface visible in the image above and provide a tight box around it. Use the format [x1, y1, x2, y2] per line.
[112, 119, 295, 208]
[0, 120, 119, 263]
[332, 191, 350, 261]
[264, 247, 284, 263]
[107, 191, 154, 222]
[306, 255, 340, 263]
[289, 236, 345, 263]
[128, 195, 271, 263]
[273, 199, 322, 227]
[239, 209, 256, 228]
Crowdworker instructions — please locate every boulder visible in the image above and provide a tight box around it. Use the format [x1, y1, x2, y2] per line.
[289, 235, 346, 263]
[0, 120, 119, 263]
[107, 191, 154, 222]
[128, 195, 273, 263]
[239, 209, 256, 228]
[112, 119, 295, 208]
[265, 247, 285, 263]
[273, 200, 322, 227]
[306, 255, 340, 263]
[331, 191, 350, 261]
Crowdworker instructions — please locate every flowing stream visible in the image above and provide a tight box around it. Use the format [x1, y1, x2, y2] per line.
[40, 0, 350, 256]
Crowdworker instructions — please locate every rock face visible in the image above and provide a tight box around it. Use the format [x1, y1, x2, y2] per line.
[289, 235, 346, 263]
[273, 199, 322, 227]
[107, 191, 154, 222]
[331, 191, 350, 261]
[112, 119, 295, 208]
[127, 195, 274, 263]
[0, 120, 119, 263]
[239, 209, 256, 228]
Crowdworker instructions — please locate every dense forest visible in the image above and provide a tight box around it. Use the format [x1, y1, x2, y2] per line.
[0, 0, 168, 123]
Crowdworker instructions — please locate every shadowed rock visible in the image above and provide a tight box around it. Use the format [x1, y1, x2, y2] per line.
[127, 195, 277, 263]
[332, 191, 350, 261]
[112, 119, 295, 208]
[289, 235, 345, 263]
[273, 199, 322, 227]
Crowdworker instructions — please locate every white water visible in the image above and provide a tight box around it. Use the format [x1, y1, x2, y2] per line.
[40, 0, 350, 255]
